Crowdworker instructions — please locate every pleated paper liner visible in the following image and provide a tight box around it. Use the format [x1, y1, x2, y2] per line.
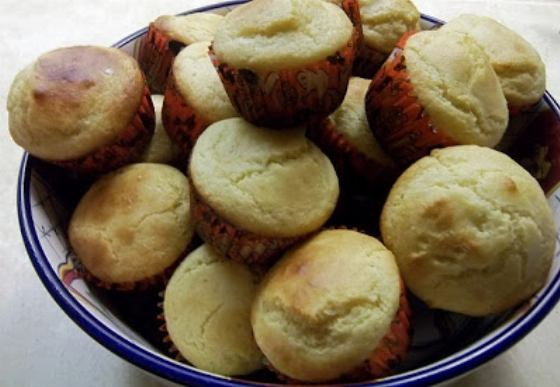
[208, 27, 359, 128]
[336, 0, 364, 51]
[365, 31, 458, 168]
[137, 22, 184, 94]
[162, 70, 211, 158]
[267, 279, 413, 384]
[48, 84, 156, 174]
[190, 182, 307, 268]
[352, 44, 392, 79]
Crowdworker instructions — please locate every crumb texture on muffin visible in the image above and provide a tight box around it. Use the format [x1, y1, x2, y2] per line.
[189, 118, 339, 238]
[69, 163, 194, 284]
[212, 0, 353, 71]
[439, 14, 546, 107]
[164, 244, 263, 375]
[404, 31, 508, 147]
[381, 145, 556, 316]
[152, 13, 224, 44]
[8, 46, 145, 161]
[251, 229, 401, 382]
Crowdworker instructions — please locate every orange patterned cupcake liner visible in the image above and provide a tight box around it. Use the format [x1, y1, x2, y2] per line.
[352, 44, 392, 79]
[338, 0, 364, 51]
[208, 27, 359, 128]
[365, 32, 458, 167]
[308, 118, 399, 191]
[190, 182, 306, 267]
[137, 23, 184, 94]
[49, 84, 155, 174]
[162, 71, 211, 157]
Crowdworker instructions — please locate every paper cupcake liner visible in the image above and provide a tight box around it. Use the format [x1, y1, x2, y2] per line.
[365, 32, 458, 167]
[190, 182, 306, 267]
[352, 44, 391, 79]
[338, 0, 364, 51]
[49, 84, 155, 174]
[208, 28, 359, 128]
[162, 71, 211, 157]
[137, 23, 185, 94]
[496, 99, 545, 152]
[307, 118, 399, 192]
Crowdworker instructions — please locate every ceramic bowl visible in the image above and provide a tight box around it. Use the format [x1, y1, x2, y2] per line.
[17, 1, 560, 386]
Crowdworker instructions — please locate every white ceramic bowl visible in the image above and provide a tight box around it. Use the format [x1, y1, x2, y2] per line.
[17, 1, 560, 386]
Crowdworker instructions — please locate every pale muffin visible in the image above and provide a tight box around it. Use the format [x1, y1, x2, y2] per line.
[210, 0, 357, 127]
[163, 41, 239, 156]
[139, 94, 181, 164]
[439, 14, 546, 108]
[69, 163, 194, 288]
[355, 0, 420, 76]
[381, 145, 556, 316]
[365, 30, 509, 166]
[151, 13, 223, 46]
[163, 244, 264, 375]
[189, 117, 339, 265]
[251, 229, 408, 383]
[8, 46, 154, 173]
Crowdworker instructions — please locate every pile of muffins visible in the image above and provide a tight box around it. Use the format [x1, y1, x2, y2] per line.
[7, 0, 556, 384]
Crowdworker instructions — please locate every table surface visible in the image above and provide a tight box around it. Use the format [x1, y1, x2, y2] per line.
[1, 1, 560, 386]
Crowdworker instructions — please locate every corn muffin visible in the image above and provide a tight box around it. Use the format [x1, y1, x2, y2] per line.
[381, 145, 556, 316]
[251, 229, 411, 383]
[69, 163, 194, 290]
[8, 45, 155, 174]
[137, 12, 224, 93]
[209, 0, 358, 127]
[189, 117, 339, 266]
[365, 30, 509, 167]
[163, 41, 239, 157]
[163, 244, 264, 375]
[354, 0, 420, 77]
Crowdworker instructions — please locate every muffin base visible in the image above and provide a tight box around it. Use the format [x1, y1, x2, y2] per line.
[190, 182, 307, 267]
[48, 84, 155, 174]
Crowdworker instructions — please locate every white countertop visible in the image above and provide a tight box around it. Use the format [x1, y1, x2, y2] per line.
[1, 1, 559, 386]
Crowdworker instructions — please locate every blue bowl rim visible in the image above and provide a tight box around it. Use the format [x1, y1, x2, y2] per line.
[16, 1, 560, 386]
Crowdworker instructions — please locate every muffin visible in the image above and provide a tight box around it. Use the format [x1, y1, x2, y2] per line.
[163, 244, 264, 376]
[69, 163, 194, 290]
[321, 0, 364, 48]
[353, 0, 421, 78]
[308, 76, 398, 191]
[380, 145, 556, 316]
[189, 117, 339, 266]
[139, 94, 182, 165]
[251, 229, 412, 383]
[8, 45, 155, 174]
[365, 30, 509, 167]
[209, 0, 358, 127]
[137, 12, 224, 93]
[162, 41, 239, 157]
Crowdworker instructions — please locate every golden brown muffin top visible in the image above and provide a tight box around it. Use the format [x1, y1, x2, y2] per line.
[8, 46, 145, 161]
[212, 0, 353, 71]
[164, 244, 264, 376]
[404, 30, 509, 147]
[381, 145, 555, 316]
[360, 0, 421, 54]
[69, 163, 194, 284]
[251, 229, 401, 382]
[439, 14, 546, 107]
[172, 41, 239, 123]
[189, 117, 339, 238]
[152, 13, 223, 45]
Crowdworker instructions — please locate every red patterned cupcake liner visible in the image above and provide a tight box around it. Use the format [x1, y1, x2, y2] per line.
[352, 44, 392, 79]
[137, 23, 185, 94]
[190, 182, 307, 267]
[208, 27, 359, 128]
[162, 71, 211, 158]
[365, 32, 458, 167]
[49, 84, 155, 174]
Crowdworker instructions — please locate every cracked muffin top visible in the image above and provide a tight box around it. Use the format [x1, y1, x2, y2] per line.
[68, 163, 194, 285]
[188, 117, 339, 238]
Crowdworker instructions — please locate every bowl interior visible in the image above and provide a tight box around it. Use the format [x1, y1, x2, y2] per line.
[17, 2, 560, 387]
